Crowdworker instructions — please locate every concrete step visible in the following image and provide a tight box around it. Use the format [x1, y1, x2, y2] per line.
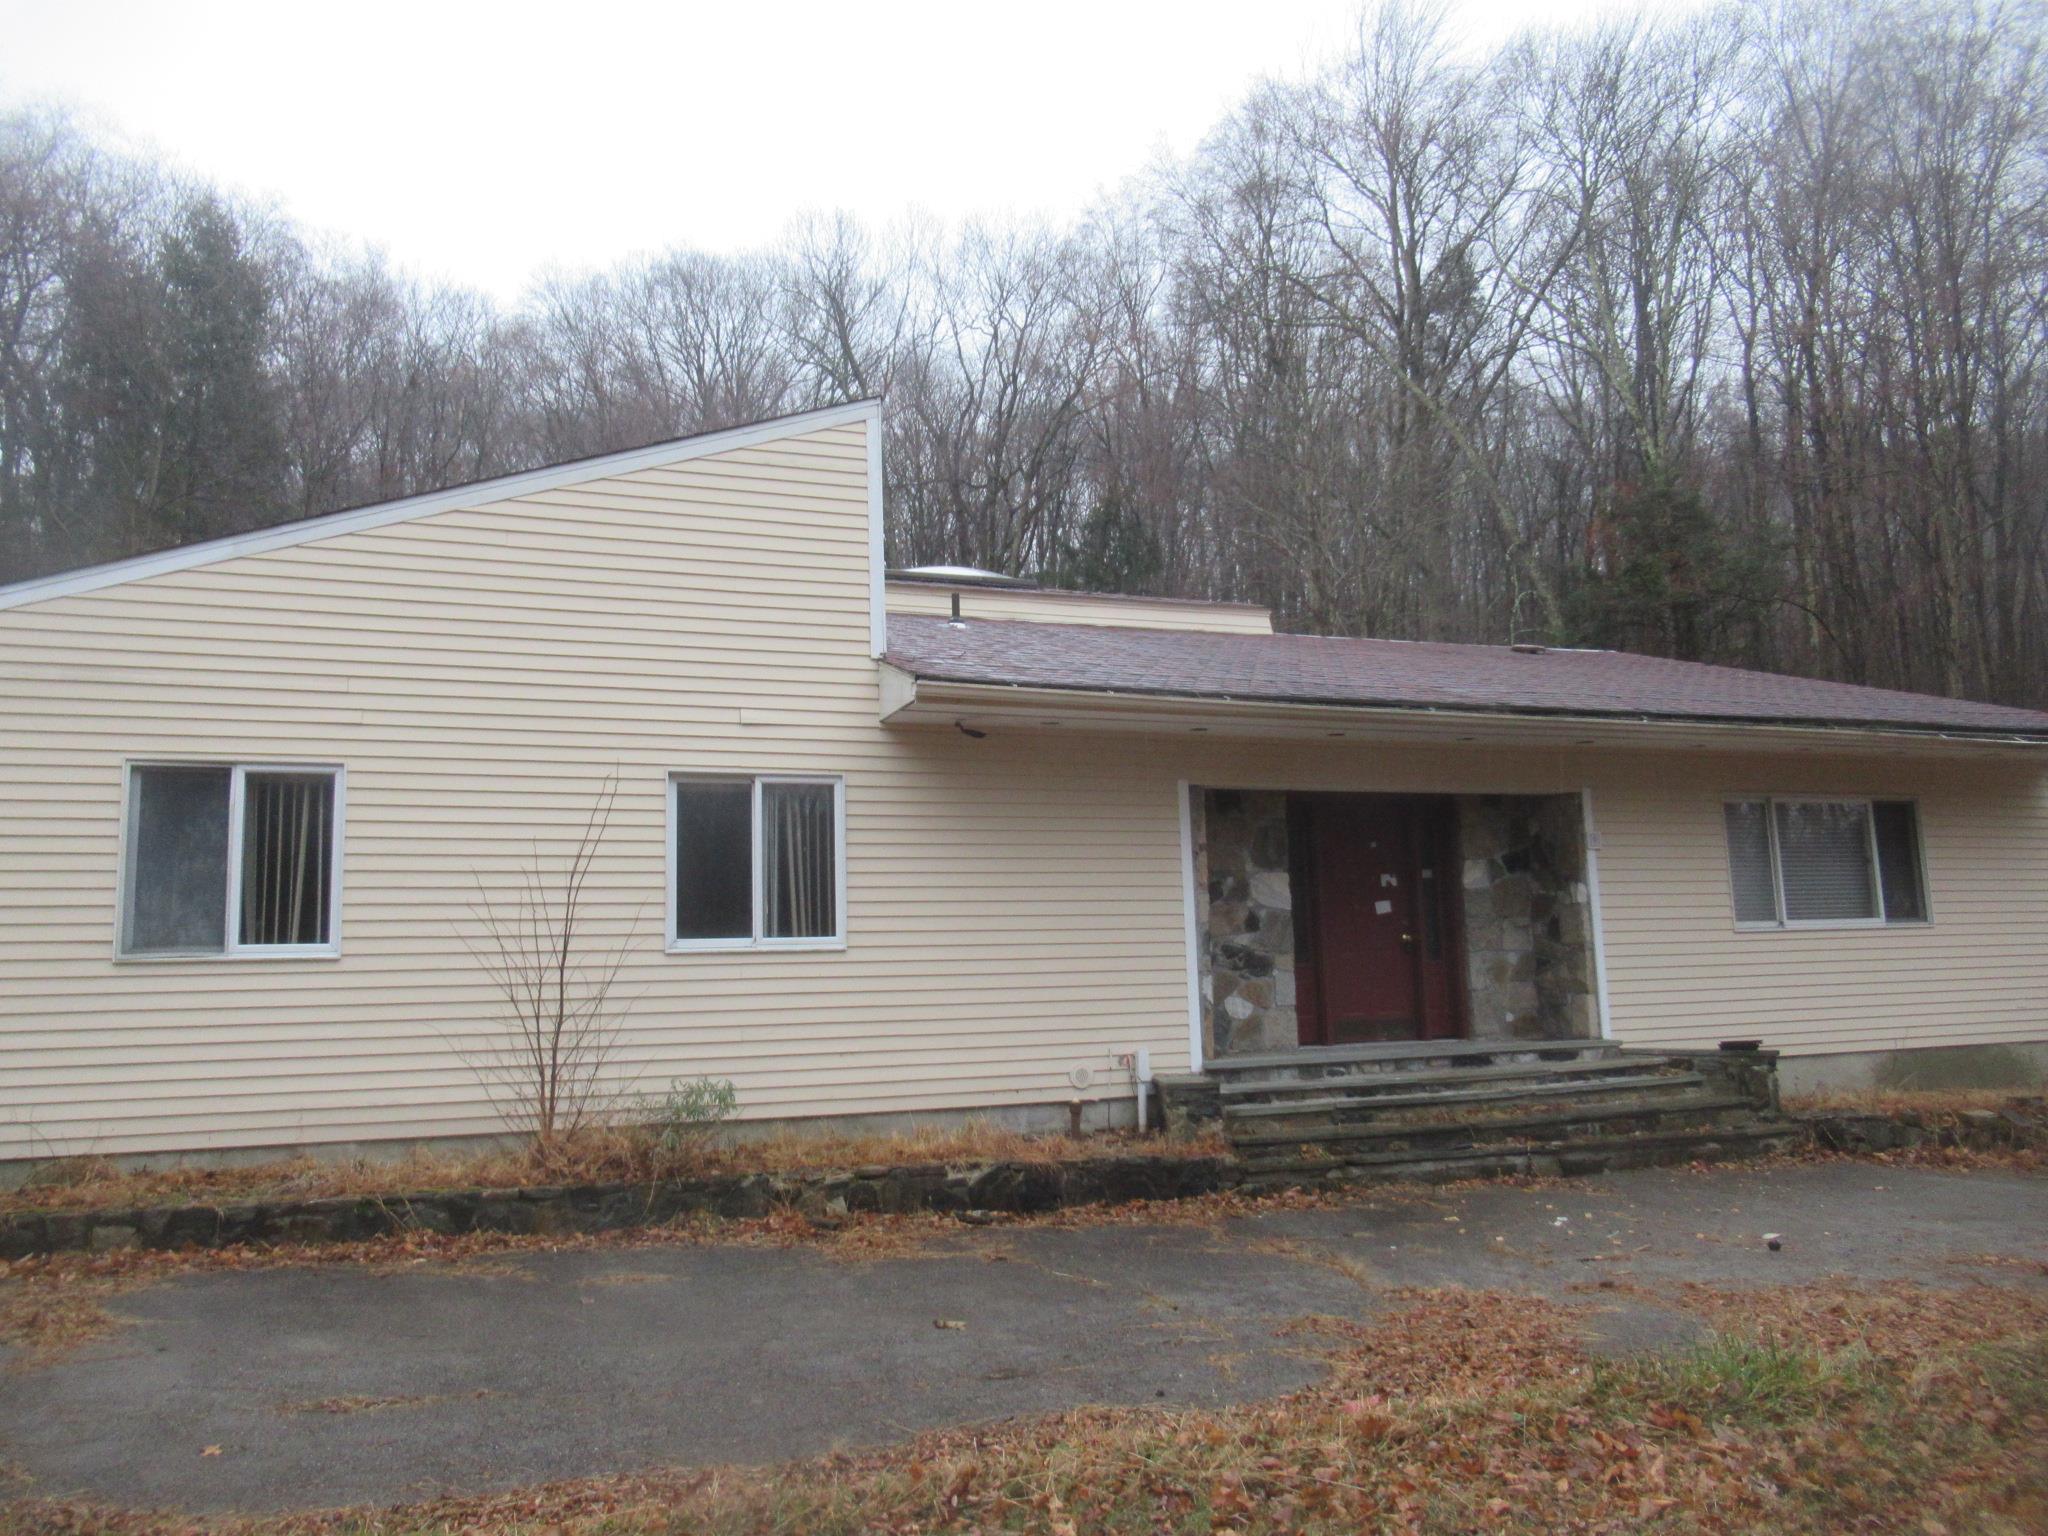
[1223, 1069, 1707, 1122]
[1234, 1121, 1805, 1189]
[1227, 1093, 1760, 1157]
[1208, 1038, 1619, 1077]
[1220, 1056, 1687, 1103]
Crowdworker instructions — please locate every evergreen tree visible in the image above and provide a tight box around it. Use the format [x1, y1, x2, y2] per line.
[151, 195, 283, 545]
[1563, 471, 1783, 661]
[54, 232, 171, 562]
[1043, 488, 1164, 594]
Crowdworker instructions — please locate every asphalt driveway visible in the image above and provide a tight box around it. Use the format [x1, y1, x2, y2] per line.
[2, 1161, 2042, 1514]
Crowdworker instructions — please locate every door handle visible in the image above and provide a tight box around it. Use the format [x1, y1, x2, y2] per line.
[1399, 932, 1416, 949]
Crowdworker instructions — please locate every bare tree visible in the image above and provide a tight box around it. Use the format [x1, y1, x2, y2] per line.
[3, 0, 2045, 709]
[889, 222, 1106, 571]
[1292, 1, 1580, 637]
[780, 210, 917, 405]
[461, 776, 639, 1151]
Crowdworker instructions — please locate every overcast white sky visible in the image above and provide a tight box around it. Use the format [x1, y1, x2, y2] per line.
[2, 0, 1669, 300]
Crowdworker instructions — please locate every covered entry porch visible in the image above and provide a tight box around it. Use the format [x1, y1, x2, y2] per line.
[1192, 787, 1603, 1063]
[1176, 784, 1791, 1181]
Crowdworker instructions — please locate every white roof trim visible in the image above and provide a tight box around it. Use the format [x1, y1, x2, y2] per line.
[866, 409, 887, 657]
[0, 399, 883, 613]
[890, 677, 2048, 751]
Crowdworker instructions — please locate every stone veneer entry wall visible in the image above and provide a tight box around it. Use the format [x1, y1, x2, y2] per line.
[1194, 789, 1300, 1056]
[1194, 788, 1600, 1058]
[1458, 794, 1600, 1041]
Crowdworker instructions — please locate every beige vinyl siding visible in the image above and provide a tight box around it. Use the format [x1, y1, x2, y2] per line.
[1, 413, 2042, 1159]
[0, 419, 1202, 1158]
[884, 581, 1273, 633]
[1590, 754, 2048, 1055]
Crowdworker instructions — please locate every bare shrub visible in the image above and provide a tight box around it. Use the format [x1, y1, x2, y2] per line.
[461, 775, 640, 1154]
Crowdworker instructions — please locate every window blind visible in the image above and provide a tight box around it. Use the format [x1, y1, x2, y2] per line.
[1722, 801, 1778, 924]
[1772, 800, 1878, 921]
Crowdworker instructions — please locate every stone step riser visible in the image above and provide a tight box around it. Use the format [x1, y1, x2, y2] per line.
[1220, 1064, 1638, 1089]
[1205, 1039, 1622, 1076]
[1226, 1077, 1710, 1129]
[1212, 1064, 1662, 1097]
[1228, 1090, 1754, 1136]
[1227, 1098, 1765, 1158]
[1234, 1125, 1805, 1189]
[1213, 1054, 1622, 1087]
[1234, 1111, 1789, 1167]
[1158, 1046, 1782, 1146]
[1221, 1065, 1699, 1109]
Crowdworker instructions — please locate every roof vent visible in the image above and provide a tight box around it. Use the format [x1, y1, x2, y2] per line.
[1511, 642, 1548, 655]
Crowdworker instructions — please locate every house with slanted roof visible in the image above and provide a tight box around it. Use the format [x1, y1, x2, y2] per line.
[1, 400, 2044, 1174]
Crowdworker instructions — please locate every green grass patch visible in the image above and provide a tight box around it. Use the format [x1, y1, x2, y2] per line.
[1614, 1332, 1855, 1426]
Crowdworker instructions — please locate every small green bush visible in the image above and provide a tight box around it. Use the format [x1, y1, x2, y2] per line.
[649, 1076, 739, 1155]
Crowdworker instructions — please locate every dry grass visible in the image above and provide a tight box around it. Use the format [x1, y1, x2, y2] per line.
[4, 1279, 2043, 1535]
[1673, 1276, 2048, 1356]
[1, 1121, 1230, 1219]
[0, 1272, 133, 1364]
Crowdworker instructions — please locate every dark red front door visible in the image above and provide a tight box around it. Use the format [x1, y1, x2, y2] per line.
[1293, 795, 1464, 1045]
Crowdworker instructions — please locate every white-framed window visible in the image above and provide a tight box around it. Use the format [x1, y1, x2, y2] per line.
[667, 773, 844, 951]
[1722, 796, 1929, 930]
[119, 762, 345, 959]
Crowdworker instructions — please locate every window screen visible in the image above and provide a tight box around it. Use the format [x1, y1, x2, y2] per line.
[1873, 801, 1928, 922]
[762, 781, 836, 939]
[673, 781, 753, 941]
[125, 766, 232, 953]
[1723, 801, 1778, 924]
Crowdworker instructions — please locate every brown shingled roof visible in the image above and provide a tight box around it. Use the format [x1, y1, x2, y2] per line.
[884, 614, 2048, 739]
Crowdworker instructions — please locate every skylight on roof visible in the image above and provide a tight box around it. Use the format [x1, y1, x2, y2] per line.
[888, 565, 1035, 588]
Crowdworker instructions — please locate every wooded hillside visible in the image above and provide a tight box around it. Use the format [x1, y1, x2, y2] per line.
[2, 0, 2042, 704]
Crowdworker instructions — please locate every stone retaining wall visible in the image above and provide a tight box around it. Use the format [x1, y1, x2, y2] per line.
[1799, 1098, 2047, 1155]
[0, 1155, 1241, 1261]
[21, 1099, 2034, 1260]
